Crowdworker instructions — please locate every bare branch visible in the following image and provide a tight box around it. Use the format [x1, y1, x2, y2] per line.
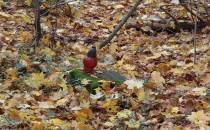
[99, 0, 142, 49]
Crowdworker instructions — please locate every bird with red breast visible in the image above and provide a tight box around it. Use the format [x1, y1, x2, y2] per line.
[83, 46, 97, 73]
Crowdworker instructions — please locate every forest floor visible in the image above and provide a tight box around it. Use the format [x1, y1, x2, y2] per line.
[0, 0, 210, 130]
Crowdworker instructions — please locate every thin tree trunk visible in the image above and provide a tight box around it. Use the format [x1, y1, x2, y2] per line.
[33, 0, 41, 50]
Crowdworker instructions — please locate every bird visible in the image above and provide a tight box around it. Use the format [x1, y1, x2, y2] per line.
[83, 46, 97, 73]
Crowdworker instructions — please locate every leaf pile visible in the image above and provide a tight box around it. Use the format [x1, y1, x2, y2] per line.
[0, 0, 210, 129]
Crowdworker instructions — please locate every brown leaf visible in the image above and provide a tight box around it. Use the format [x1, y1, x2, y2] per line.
[150, 71, 165, 88]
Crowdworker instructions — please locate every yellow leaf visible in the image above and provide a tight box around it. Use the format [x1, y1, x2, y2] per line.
[20, 53, 30, 62]
[78, 122, 93, 130]
[31, 90, 41, 96]
[58, 80, 68, 91]
[55, 41, 61, 49]
[130, 99, 139, 109]
[187, 110, 210, 126]
[170, 68, 184, 76]
[7, 109, 36, 122]
[75, 111, 88, 122]
[55, 97, 68, 107]
[50, 118, 66, 126]
[7, 109, 20, 121]
[130, 44, 140, 51]
[39, 47, 55, 58]
[144, 0, 153, 4]
[81, 108, 94, 118]
[5, 68, 18, 80]
[117, 109, 133, 119]
[109, 43, 119, 54]
[0, 0, 5, 8]
[99, 80, 111, 91]
[0, 12, 13, 18]
[124, 120, 140, 128]
[150, 71, 165, 87]
[41, 35, 50, 46]
[123, 64, 136, 71]
[137, 89, 145, 101]
[71, 7, 81, 19]
[14, 13, 32, 24]
[102, 99, 118, 113]
[171, 107, 179, 114]
[49, 119, 72, 129]
[0, 81, 12, 90]
[31, 121, 45, 130]
[5, 98, 18, 109]
[25, 73, 46, 88]
[18, 111, 32, 121]
[17, 31, 33, 43]
[25, 0, 32, 6]
[72, 43, 88, 53]
[173, 127, 182, 130]
[80, 100, 90, 108]
[75, 108, 94, 122]
[47, 72, 68, 91]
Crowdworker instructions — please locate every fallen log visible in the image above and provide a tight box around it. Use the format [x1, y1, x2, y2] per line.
[125, 20, 210, 34]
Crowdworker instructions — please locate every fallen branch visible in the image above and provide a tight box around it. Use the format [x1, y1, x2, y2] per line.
[99, 0, 142, 49]
[125, 20, 209, 34]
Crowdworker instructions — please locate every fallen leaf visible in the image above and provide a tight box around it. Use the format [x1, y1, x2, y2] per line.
[24, 73, 46, 88]
[117, 109, 133, 119]
[78, 122, 93, 130]
[192, 87, 207, 96]
[101, 99, 118, 113]
[75, 108, 94, 122]
[171, 107, 179, 114]
[81, 79, 91, 85]
[0, 12, 13, 18]
[124, 119, 140, 129]
[124, 79, 144, 89]
[50, 118, 66, 126]
[114, 4, 124, 9]
[187, 110, 210, 127]
[38, 101, 55, 109]
[150, 71, 165, 88]
[5, 68, 18, 81]
[31, 121, 45, 130]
